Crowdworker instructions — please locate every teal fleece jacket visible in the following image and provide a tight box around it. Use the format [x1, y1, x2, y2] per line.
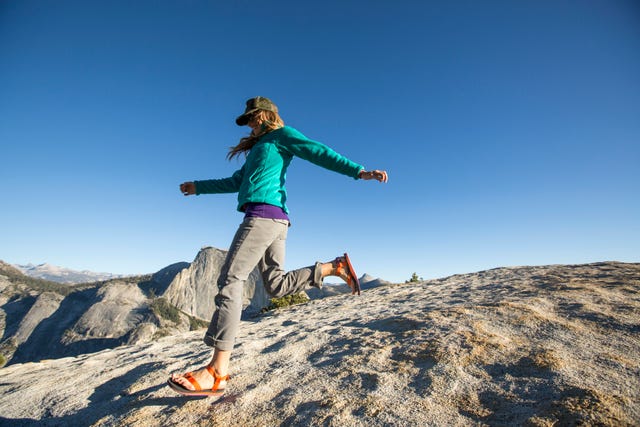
[194, 126, 364, 213]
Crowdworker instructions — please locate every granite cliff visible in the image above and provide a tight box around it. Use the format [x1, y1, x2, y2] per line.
[163, 246, 270, 321]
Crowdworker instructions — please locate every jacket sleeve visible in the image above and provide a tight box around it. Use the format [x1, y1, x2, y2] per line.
[194, 165, 245, 194]
[279, 128, 364, 179]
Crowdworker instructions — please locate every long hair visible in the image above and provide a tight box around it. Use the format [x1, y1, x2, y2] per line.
[227, 110, 285, 160]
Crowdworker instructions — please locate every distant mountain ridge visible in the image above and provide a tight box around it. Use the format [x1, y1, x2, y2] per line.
[13, 263, 128, 284]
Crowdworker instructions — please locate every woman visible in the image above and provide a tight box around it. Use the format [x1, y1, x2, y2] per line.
[168, 96, 388, 397]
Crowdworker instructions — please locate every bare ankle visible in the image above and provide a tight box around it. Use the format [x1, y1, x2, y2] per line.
[320, 262, 334, 278]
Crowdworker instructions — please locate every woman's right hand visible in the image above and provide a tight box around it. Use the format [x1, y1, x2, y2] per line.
[358, 169, 389, 183]
[180, 182, 196, 196]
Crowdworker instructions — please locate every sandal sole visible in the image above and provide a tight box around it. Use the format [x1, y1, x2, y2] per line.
[343, 252, 361, 295]
[167, 378, 226, 397]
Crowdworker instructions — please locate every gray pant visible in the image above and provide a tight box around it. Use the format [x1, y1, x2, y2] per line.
[204, 217, 323, 351]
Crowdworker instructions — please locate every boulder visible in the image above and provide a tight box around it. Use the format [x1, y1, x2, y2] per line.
[126, 322, 157, 345]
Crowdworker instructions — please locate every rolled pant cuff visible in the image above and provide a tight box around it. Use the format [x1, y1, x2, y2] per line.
[312, 262, 323, 289]
[203, 332, 234, 351]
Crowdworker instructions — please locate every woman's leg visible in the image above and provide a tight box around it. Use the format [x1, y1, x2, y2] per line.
[170, 218, 283, 392]
[259, 220, 324, 297]
[259, 221, 359, 297]
[170, 219, 359, 392]
[205, 218, 291, 349]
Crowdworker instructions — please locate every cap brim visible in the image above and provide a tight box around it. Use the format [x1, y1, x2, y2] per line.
[235, 109, 258, 126]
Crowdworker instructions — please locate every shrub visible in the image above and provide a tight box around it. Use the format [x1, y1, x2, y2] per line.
[189, 316, 209, 331]
[150, 298, 182, 323]
[150, 297, 208, 330]
[405, 272, 423, 283]
[0, 338, 17, 367]
[262, 292, 309, 313]
[152, 328, 173, 340]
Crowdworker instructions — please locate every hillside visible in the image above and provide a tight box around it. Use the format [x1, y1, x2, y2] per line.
[0, 261, 637, 426]
[0, 249, 373, 368]
[0, 260, 78, 296]
[0, 248, 272, 367]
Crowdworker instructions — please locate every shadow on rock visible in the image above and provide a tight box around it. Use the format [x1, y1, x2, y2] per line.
[0, 362, 190, 426]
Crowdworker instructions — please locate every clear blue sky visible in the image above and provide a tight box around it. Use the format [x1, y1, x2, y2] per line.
[1, 1, 638, 282]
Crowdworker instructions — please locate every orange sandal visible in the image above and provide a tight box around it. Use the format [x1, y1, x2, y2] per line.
[335, 253, 361, 295]
[167, 366, 230, 397]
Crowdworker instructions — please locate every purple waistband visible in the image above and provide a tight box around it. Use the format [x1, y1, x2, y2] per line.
[243, 203, 290, 221]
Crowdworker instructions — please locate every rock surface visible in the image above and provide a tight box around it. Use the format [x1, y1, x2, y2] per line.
[13, 292, 64, 346]
[3, 280, 150, 365]
[66, 281, 148, 342]
[1, 261, 637, 426]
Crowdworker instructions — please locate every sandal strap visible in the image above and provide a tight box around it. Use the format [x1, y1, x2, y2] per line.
[334, 258, 352, 286]
[205, 366, 230, 391]
[184, 372, 202, 391]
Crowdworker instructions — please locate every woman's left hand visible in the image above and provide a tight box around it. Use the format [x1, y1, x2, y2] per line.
[359, 169, 388, 183]
[180, 182, 196, 196]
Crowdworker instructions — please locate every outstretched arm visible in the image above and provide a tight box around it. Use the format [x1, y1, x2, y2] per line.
[179, 165, 246, 197]
[279, 128, 363, 179]
[358, 169, 389, 183]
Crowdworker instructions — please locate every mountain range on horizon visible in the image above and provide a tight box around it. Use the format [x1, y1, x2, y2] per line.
[12, 262, 130, 284]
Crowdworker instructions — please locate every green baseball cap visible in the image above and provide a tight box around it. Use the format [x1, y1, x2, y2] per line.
[235, 96, 278, 126]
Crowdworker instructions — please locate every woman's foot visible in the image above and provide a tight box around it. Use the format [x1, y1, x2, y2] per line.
[322, 253, 361, 295]
[168, 365, 229, 396]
